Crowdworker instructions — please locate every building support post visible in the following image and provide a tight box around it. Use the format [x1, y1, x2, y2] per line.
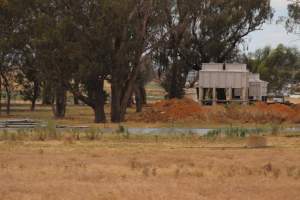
[242, 87, 248, 105]
[212, 88, 217, 105]
[199, 87, 204, 105]
[227, 88, 232, 103]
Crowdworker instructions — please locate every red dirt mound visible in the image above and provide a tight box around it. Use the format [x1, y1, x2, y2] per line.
[268, 104, 296, 118]
[131, 98, 206, 122]
[129, 99, 300, 124]
[290, 104, 300, 123]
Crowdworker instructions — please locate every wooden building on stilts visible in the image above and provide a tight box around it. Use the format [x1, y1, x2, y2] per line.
[185, 63, 268, 105]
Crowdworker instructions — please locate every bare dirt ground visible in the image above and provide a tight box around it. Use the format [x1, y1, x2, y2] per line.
[287, 97, 300, 104]
[1, 137, 300, 200]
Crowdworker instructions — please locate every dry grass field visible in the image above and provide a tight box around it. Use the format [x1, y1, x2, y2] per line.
[0, 83, 299, 199]
[0, 137, 300, 200]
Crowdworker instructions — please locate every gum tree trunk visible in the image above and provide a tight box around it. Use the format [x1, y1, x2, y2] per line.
[72, 79, 106, 123]
[111, 83, 122, 123]
[52, 85, 67, 118]
[134, 85, 142, 113]
[6, 89, 11, 115]
[42, 82, 53, 105]
[73, 80, 80, 105]
[30, 81, 40, 111]
[0, 76, 2, 115]
[93, 80, 106, 123]
[1, 73, 11, 115]
[140, 85, 147, 105]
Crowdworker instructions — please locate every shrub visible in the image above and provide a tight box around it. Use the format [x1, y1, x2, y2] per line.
[117, 125, 126, 133]
[224, 127, 248, 138]
[208, 128, 249, 138]
[206, 129, 221, 139]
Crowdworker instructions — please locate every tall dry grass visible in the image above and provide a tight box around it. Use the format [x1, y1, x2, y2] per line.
[0, 138, 300, 200]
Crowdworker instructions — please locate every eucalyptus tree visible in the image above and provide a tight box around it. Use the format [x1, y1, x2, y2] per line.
[17, 0, 160, 123]
[18, 0, 53, 111]
[17, 46, 41, 111]
[27, 0, 79, 118]
[62, 0, 162, 123]
[257, 44, 300, 91]
[191, 0, 272, 63]
[153, 0, 196, 99]
[242, 46, 272, 73]
[241, 44, 300, 92]
[63, 0, 111, 123]
[102, 0, 161, 122]
[0, 0, 31, 114]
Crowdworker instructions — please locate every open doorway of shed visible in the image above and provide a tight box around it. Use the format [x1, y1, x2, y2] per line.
[232, 88, 242, 100]
[216, 88, 226, 102]
[202, 88, 213, 104]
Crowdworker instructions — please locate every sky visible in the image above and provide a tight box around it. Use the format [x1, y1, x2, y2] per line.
[245, 0, 300, 53]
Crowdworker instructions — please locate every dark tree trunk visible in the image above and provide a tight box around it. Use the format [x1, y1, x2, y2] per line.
[167, 59, 186, 99]
[119, 100, 129, 122]
[42, 82, 53, 105]
[0, 76, 2, 115]
[170, 62, 178, 99]
[135, 86, 142, 113]
[31, 100, 36, 112]
[110, 43, 145, 123]
[111, 83, 122, 123]
[1, 74, 11, 115]
[110, 61, 142, 122]
[74, 95, 79, 105]
[52, 86, 67, 118]
[5, 89, 10, 115]
[140, 85, 147, 105]
[31, 81, 40, 111]
[93, 79, 106, 123]
[127, 96, 134, 107]
[73, 81, 80, 105]
[111, 79, 137, 122]
[71, 79, 106, 123]
[93, 101, 106, 123]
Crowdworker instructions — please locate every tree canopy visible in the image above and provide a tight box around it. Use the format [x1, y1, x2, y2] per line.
[243, 44, 300, 92]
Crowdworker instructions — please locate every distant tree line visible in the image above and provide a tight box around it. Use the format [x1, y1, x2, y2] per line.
[0, 0, 272, 123]
[240, 44, 300, 92]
